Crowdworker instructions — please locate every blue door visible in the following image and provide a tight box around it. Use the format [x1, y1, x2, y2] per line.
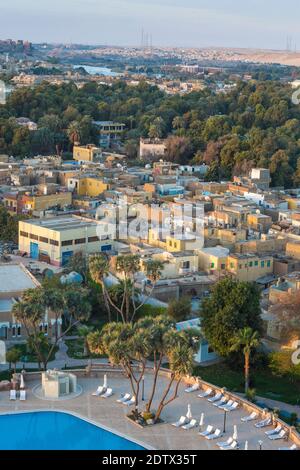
[101, 244, 112, 252]
[30, 242, 39, 260]
[62, 251, 74, 266]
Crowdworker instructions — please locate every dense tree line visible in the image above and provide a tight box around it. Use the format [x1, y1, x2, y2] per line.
[1, 79, 300, 186]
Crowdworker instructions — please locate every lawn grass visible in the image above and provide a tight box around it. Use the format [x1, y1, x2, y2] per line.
[194, 363, 300, 405]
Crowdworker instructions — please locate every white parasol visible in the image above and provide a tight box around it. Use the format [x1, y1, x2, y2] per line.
[186, 404, 192, 420]
[233, 425, 238, 441]
[103, 374, 108, 389]
[20, 373, 25, 390]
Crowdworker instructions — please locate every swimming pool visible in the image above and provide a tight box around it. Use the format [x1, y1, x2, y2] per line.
[0, 411, 145, 450]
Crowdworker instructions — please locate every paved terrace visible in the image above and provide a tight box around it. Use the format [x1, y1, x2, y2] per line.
[0, 370, 298, 451]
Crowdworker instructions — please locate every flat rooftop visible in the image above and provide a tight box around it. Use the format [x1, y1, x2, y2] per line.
[23, 216, 99, 232]
[0, 264, 39, 293]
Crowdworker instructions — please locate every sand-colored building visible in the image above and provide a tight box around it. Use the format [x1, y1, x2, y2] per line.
[73, 145, 102, 163]
[67, 176, 109, 198]
[235, 236, 286, 254]
[247, 213, 272, 232]
[21, 191, 72, 214]
[198, 246, 229, 275]
[139, 138, 167, 161]
[286, 242, 300, 260]
[227, 253, 273, 282]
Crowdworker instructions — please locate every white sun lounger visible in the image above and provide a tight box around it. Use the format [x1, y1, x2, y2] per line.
[269, 430, 287, 441]
[185, 383, 200, 393]
[117, 393, 131, 403]
[101, 388, 113, 398]
[182, 419, 198, 430]
[241, 412, 258, 422]
[198, 388, 212, 398]
[208, 392, 222, 403]
[124, 396, 136, 406]
[221, 440, 239, 450]
[255, 417, 272, 428]
[206, 429, 222, 440]
[199, 425, 214, 437]
[20, 390, 26, 401]
[214, 397, 228, 407]
[265, 424, 282, 436]
[9, 389, 16, 400]
[92, 386, 105, 396]
[219, 399, 233, 410]
[217, 437, 234, 449]
[225, 401, 239, 412]
[278, 444, 298, 451]
[172, 416, 189, 428]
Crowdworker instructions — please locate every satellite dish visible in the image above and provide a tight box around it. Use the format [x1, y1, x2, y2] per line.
[256, 209, 261, 214]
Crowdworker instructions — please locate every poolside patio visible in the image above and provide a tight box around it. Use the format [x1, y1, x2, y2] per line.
[0, 372, 297, 450]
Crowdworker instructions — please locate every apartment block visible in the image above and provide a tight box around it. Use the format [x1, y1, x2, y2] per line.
[227, 253, 273, 282]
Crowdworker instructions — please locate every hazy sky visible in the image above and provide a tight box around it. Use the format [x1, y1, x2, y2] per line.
[0, 0, 299, 49]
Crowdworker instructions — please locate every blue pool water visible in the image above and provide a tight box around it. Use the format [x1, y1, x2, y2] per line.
[0, 411, 145, 450]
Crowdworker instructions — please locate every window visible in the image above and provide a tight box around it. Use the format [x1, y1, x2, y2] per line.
[39, 236, 49, 244]
[182, 261, 190, 269]
[230, 262, 234, 269]
[88, 236, 99, 243]
[255, 261, 258, 266]
[75, 238, 86, 245]
[17, 326, 21, 337]
[261, 261, 265, 268]
[20, 231, 28, 238]
[249, 261, 253, 267]
[267, 260, 271, 268]
[50, 239, 59, 246]
[62, 240, 73, 247]
[12, 326, 16, 337]
[30, 233, 38, 241]
[211, 262, 215, 268]
[221, 264, 226, 270]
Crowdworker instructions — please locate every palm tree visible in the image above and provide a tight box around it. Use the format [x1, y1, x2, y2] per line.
[89, 254, 113, 322]
[78, 325, 93, 357]
[230, 327, 260, 394]
[67, 121, 81, 147]
[89, 254, 163, 324]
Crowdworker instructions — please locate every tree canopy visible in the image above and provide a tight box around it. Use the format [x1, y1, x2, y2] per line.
[200, 277, 263, 357]
[1, 79, 300, 187]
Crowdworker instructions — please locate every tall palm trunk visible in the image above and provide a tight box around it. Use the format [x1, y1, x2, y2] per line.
[244, 351, 250, 393]
[101, 282, 111, 322]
